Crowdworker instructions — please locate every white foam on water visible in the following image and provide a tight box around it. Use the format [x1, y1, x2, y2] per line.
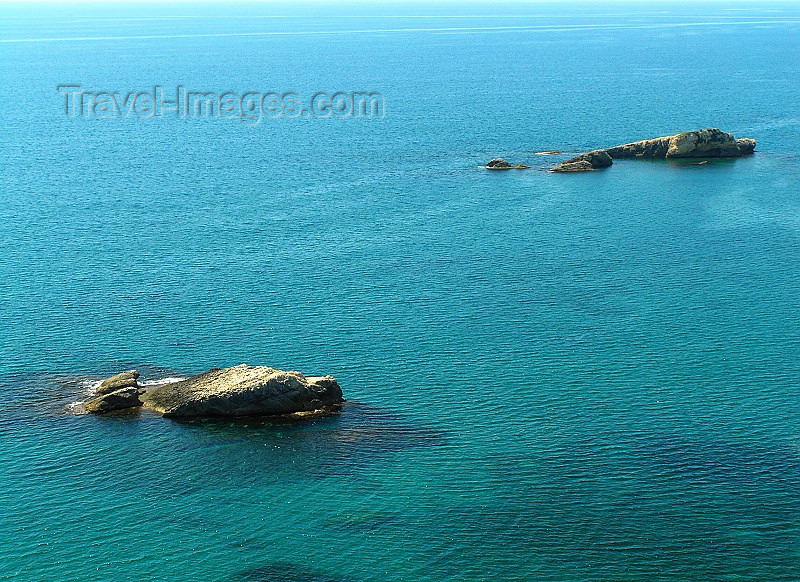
[140, 376, 187, 387]
[63, 379, 101, 412]
[65, 375, 186, 413]
[80, 379, 103, 396]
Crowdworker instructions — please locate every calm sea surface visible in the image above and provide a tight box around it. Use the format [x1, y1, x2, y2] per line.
[2, 2, 800, 580]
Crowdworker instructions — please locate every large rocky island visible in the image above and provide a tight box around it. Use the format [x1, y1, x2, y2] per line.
[550, 128, 756, 172]
[83, 365, 343, 419]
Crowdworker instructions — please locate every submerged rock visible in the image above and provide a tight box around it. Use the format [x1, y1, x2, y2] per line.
[485, 158, 530, 170]
[235, 561, 349, 582]
[605, 128, 756, 159]
[550, 149, 613, 172]
[140, 364, 343, 418]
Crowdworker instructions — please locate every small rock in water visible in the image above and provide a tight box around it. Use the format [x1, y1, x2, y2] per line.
[84, 385, 144, 413]
[95, 370, 139, 395]
[550, 150, 612, 172]
[485, 158, 531, 170]
[549, 128, 756, 173]
[82, 365, 343, 419]
[605, 128, 755, 159]
[140, 364, 343, 419]
[486, 158, 511, 169]
[550, 160, 594, 172]
[84, 370, 144, 413]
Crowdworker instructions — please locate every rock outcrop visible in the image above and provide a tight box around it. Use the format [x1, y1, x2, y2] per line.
[485, 158, 530, 170]
[605, 129, 755, 159]
[96, 370, 140, 395]
[604, 136, 672, 159]
[550, 129, 756, 172]
[85, 386, 144, 413]
[85, 370, 144, 413]
[140, 364, 343, 418]
[734, 138, 757, 155]
[550, 149, 613, 172]
[550, 160, 594, 172]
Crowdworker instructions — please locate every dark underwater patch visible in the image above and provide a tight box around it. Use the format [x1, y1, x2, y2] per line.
[625, 432, 800, 488]
[233, 562, 351, 582]
[102, 399, 449, 492]
[373, 430, 800, 581]
[173, 399, 447, 459]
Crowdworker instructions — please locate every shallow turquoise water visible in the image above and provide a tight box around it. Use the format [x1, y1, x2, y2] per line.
[2, 2, 800, 580]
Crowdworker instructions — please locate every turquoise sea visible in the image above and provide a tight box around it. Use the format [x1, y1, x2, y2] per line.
[2, 2, 800, 580]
